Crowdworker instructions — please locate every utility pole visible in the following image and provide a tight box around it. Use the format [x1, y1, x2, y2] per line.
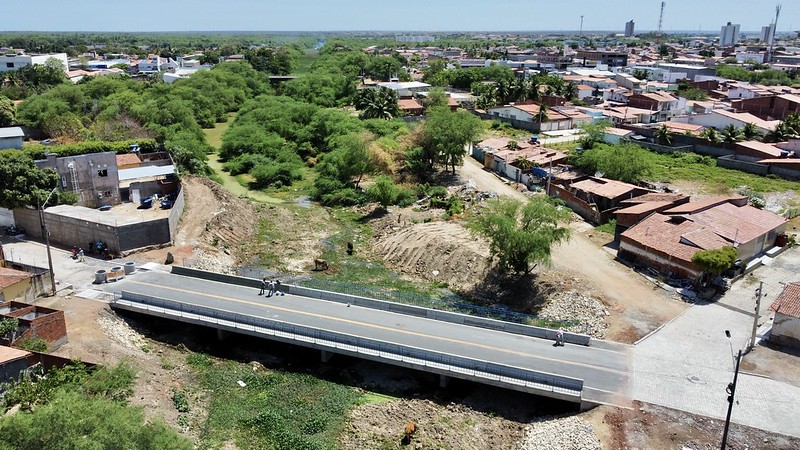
[720, 349, 742, 450]
[748, 281, 763, 353]
[38, 187, 59, 297]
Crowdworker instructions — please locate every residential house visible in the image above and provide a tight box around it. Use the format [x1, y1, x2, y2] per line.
[614, 193, 689, 237]
[576, 84, 595, 100]
[548, 176, 653, 224]
[576, 51, 628, 67]
[0, 267, 32, 302]
[603, 127, 635, 144]
[626, 92, 686, 122]
[35, 152, 121, 208]
[398, 98, 424, 116]
[0, 53, 69, 73]
[482, 142, 568, 183]
[727, 82, 773, 100]
[673, 109, 781, 135]
[376, 81, 431, 97]
[487, 103, 584, 132]
[618, 196, 788, 281]
[732, 93, 800, 120]
[769, 282, 800, 348]
[734, 140, 784, 161]
[0, 127, 24, 150]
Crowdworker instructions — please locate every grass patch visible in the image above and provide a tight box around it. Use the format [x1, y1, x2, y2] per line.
[359, 391, 397, 405]
[595, 219, 616, 236]
[203, 112, 237, 150]
[193, 360, 362, 450]
[292, 50, 319, 75]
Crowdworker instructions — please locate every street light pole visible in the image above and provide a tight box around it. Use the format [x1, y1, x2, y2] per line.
[721, 344, 742, 449]
[38, 187, 58, 297]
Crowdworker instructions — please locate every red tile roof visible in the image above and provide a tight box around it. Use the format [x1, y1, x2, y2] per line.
[620, 193, 687, 205]
[770, 282, 800, 319]
[621, 213, 711, 263]
[570, 177, 643, 200]
[616, 201, 674, 215]
[663, 196, 746, 214]
[690, 202, 787, 244]
[0, 267, 32, 290]
[0, 345, 30, 365]
[398, 99, 423, 110]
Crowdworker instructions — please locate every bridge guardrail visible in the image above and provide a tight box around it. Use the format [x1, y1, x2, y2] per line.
[117, 290, 584, 396]
[170, 265, 591, 346]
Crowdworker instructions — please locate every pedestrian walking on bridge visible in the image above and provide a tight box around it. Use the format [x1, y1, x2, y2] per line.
[555, 330, 564, 347]
[259, 277, 267, 295]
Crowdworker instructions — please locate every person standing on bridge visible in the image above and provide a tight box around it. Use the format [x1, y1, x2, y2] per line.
[267, 279, 276, 297]
[259, 277, 268, 295]
[555, 329, 564, 347]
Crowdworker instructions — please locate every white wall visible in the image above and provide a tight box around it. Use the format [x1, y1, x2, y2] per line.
[0, 53, 69, 73]
[488, 106, 534, 122]
[0, 208, 14, 227]
[772, 313, 800, 347]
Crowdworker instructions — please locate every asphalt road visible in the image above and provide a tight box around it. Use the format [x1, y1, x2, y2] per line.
[106, 269, 631, 405]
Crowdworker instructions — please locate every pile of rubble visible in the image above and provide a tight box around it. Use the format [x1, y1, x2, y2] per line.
[452, 179, 500, 203]
[97, 309, 150, 353]
[538, 290, 609, 338]
[521, 415, 601, 450]
[184, 248, 236, 274]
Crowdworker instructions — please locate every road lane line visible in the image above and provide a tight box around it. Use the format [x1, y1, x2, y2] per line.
[125, 279, 629, 377]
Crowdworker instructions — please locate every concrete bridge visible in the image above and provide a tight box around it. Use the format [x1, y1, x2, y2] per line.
[106, 266, 631, 408]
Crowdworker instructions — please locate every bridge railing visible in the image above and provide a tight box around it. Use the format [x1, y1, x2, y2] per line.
[170, 265, 591, 346]
[117, 290, 584, 397]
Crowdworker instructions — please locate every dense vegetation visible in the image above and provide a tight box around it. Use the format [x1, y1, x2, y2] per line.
[0, 362, 191, 449]
[14, 62, 273, 175]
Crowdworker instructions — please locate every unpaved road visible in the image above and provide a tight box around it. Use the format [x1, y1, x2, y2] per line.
[458, 157, 684, 342]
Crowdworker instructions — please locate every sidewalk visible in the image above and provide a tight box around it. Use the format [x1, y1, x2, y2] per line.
[632, 247, 800, 437]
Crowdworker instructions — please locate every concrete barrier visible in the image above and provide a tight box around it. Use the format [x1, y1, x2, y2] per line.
[172, 266, 591, 346]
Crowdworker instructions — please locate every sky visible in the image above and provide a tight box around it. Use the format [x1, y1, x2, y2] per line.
[1, 0, 797, 33]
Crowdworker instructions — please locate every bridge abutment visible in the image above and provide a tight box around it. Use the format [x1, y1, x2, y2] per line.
[321, 350, 334, 363]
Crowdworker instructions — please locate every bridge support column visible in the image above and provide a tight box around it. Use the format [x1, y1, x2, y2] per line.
[439, 375, 449, 388]
[321, 350, 333, 363]
[216, 329, 229, 341]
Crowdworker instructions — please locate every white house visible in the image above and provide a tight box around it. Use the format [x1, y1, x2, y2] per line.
[672, 109, 780, 134]
[0, 127, 24, 150]
[0, 53, 69, 73]
[727, 82, 772, 100]
[487, 103, 580, 132]
[770, 282, 800, 348]
[163, 66, 212, 84]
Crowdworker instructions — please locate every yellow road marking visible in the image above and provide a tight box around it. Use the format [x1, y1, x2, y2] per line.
[126, 279, 628, 376]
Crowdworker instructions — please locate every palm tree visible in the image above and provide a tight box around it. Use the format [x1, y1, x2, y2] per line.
[720, 124, 744, 149]
[654, 124, 673, 145]
[783, 114, 800, 136]
[535, 103, 549, 125]
[741, 122, 760, 140]
[495, 79, 512, 105]
[765, 122, 791, 143]
[699, 127, 721, 144]
[563, 83, 578, 101]
[354, 87, 399, 120]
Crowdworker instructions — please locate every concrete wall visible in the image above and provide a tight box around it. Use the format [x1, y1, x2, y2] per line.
[12, 206, 173, 254]
[1, 302, 68, 349]
[167, 186, 185, 239]
[771, 313, 800, 348]
[0, 208, 13, 227]
[716, 155, 769, 176]
[0, 136, 23, 150]
[618, 238, 703, 281]
[170, 266, 592, 346]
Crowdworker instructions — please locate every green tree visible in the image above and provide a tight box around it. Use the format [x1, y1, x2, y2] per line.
[654, 124, 673, 145]
[0, 318, 19, 341]
[691, 246, 738, 276]
[420, 106, 483, 175]
[365, 175, 399, 209]
[467, 197, 571, 275]
[741, 122, 760, 140]
[578, 120, 610, 150]
[0, 154, 73, 209]
[353, 87, 400, 120]
[720, 124, 744, 149]
[423, 87, 449, 109]
[535, 102, 549, 124]
[571, 143, 653, 184]
[0, 391, 192, 450]
[0, 95, 15, 126]
[699, 127, 721, 144]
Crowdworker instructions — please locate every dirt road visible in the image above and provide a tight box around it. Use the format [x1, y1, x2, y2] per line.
[458, 157, 684, 341]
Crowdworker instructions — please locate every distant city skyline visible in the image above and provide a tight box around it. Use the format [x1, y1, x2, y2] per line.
[1, 0, 797, 34]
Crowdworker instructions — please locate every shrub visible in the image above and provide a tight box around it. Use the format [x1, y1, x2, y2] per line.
[172, 390, 189, 413]
[186, 353, 213, 369]
[16, 337, 48, 353]
[691, 246, 738, 276]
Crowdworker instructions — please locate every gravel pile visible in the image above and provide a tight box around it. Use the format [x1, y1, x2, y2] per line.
[538, 290, 609, 338]
[185, 249, 235, 274]
[522, 415, 601, 450]
[97, 310, 150, 354]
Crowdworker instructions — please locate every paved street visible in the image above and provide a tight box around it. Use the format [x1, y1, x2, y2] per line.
[632, 246, 800, 437]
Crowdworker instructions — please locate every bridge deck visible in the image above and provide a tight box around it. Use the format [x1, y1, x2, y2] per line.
[106, 270, 631, 406]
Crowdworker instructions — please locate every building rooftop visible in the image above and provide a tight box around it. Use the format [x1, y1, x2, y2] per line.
[0, 345, 30, 365]
[770, 282, 800, 319]
[0, 127, 24, 139]
[569, 177, 643, 200]
[0, 267, 32, 290]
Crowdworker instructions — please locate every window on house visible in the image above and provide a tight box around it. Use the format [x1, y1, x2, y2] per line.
[97, 169, 108, 177]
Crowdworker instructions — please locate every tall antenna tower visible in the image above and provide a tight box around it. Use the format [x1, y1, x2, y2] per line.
[580, 15, 584, 39]
[769, 4, 782, 63]
[657, 2, 666, 44]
